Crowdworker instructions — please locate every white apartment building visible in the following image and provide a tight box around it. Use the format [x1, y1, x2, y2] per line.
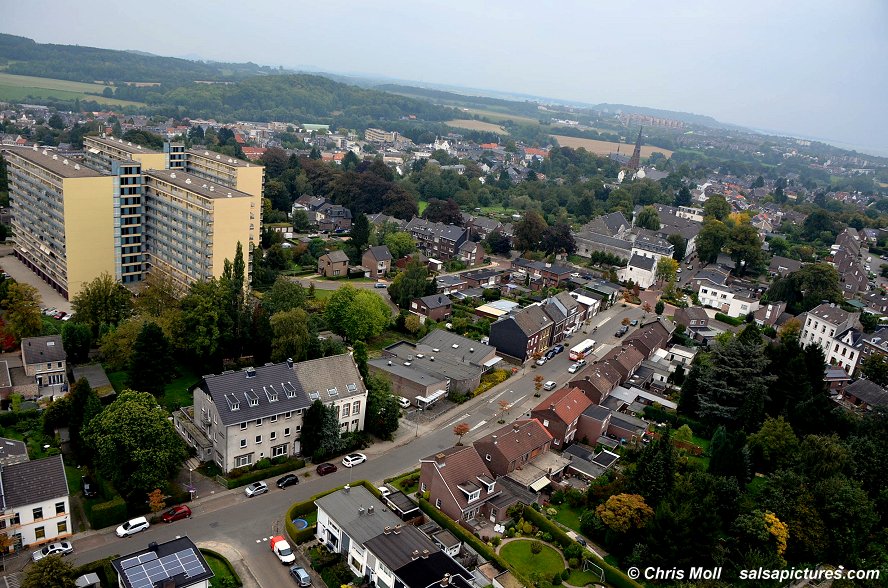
[800, 303, 860, 356]
[698, 283, 761, 318]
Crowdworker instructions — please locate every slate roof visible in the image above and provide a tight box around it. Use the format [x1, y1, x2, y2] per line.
[768, 255, 803, 275]
[0, 437, 28, 465]
[473, 419, 552, 464]
[200, 355, 364, 427]
[406, 218, 467, 242]
[366, 245, 392, 262]
[364, 525, 440, 571]
[807, 303, 853, 326]
[846, 379, 888, 407]
[0, 455, 68, 509]
[628, 253, 655, 272]
[582, 404, 612, 421]
[21, 335, 66, 364]
[315, 486, 402, 545]
[420, 445, 496, 512]
[510, 305, 554, 337]
[395, 550, 474, 588]
[418, 295, 451, 309]
[321, 250, 350, 264]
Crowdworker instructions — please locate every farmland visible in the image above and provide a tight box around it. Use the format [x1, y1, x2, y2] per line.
[446, 119, 509, 134]
[552, 134, 673, 158]
[0, 72, 144, 106]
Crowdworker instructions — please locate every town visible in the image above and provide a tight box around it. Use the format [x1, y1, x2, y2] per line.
[0, 12, 886, 588]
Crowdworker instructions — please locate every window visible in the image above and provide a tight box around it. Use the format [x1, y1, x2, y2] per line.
[240, 422, 247, 431]
[32, 507, 43, 521]
[342, 404, 350, 418]
[255, 418, 262, 427]
[34, 526, 45, 540]
[272, 444, 288, 457]
[270, 415, 277, 423]
[270, 431, 276, 441]
[295, 425, 302, 433]
[57, 362, 62, 368]
[467, 490, 480, 502]
[240, 439, 247, 448]
[55, 502, 65, 515]
[351, 419, 359, 429]
[435, 498, 442, 508]
[284, 427, 291, 437]
[285, 411, 292, 419]
[255, 435, 262, 444]
[57, 521, 67, 534]
[235, 454, 253, 468]
[352, 401, 361, 414]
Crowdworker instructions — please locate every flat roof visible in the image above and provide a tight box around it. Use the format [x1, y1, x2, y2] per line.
[146, 169, 252, 200]
[188, 147, 255, 168]
[2, 146, 104, 178]
[87, 135, 162, 155]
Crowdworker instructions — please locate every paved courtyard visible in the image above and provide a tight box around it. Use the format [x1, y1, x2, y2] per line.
[0, 245, 72, 313]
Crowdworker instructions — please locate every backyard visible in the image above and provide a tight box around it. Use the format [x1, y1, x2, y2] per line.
[499, 539, 563, 581]
[201, 549, 242, 588]
[107, 365, 199, 412]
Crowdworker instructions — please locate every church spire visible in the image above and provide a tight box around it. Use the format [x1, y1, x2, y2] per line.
[628, 127, 643, 172]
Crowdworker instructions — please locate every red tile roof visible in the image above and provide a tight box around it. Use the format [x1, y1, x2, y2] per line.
[473, 419, 552, 463]
[533, 386, 592, 425]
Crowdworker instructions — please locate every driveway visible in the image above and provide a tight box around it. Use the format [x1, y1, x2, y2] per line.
[0, 245, 72, 313]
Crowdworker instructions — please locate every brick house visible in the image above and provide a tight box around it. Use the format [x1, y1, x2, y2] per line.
[674, 306, 710, 330]
[488, 305, 554, 363]
[362, 245, 392, 278]
[419, 446, 499, 524]
[20, 335, 66, 395]
[317, 250, 349, 278]
[472, 419, 552, 478]
[410, 295, 453, 323]
[531, 387, 593, 447]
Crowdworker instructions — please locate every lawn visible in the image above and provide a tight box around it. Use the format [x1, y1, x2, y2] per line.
[310, 288, 335, 300]
[567, 566, 604, 586]
[0, 72, 145, 106]
[106, 365, 198, 411]
[418, 200, 428, 215]
[552, 135, 673, 158]
[499, 539, 563, 579]
[200, 550, 242, 588]
[65, 466, 83, 495]
[446, 119, 509, 134]
[552, 504, 584, 533]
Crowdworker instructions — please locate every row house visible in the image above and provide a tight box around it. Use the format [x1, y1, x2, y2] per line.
[800, 303, 860, 358]
[488, 304, 553, 362]
[698, 282, 760, 318]
[435, 274, 468, 294]
[462, 269, 506, 289]
[410, 295, 452, 323]
[543, 291, 586, 343]
[362, 245, 392, 278]
[462, 214, 505, 242]
[531, 386, 592, 447]
[510, 258, 573, 288]
[0, 455, 71, 551]
[405, 218, 469, 262]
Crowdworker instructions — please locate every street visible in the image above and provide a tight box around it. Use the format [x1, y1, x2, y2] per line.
[61, 301, 644, 586]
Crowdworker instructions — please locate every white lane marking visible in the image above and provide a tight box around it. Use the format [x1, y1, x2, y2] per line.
[445, 413, 471, 428]
[511, 394, 526, 404]
[469, 420, 487, 432]
[488, 391, 506, 404]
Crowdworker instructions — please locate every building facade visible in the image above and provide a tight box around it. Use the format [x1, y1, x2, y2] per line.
[0, 455, 70, 551]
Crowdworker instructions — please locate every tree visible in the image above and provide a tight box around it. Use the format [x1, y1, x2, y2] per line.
[513, 211, 547, 252]
[635, 205, 660, 230]
[530, 541, 543, 556]
[655, 300, 665, 315]
[61, 377, 103, 465]
[861, 354, 888, 387]
[655, 257, 679, 284]
[365, 374, 400, 440]
[541, 223, 576, 255]
[667, 234, 687, 261]
[708, 426, 750, 483]
[59, 321, 91, 364]
[324, 285, 391, 342]
[728, 220, 764, 276]
[263, 278, 306, 316]
[148, 488, 166, 513]
[533, 375, 544, 395]
[631, 430, 677, 506]
[71, 273, 132, 337]
[675, 185, 692, 207]
[747, 417, 799, 473]
[353, 340, 369, 381]
[384, 231, 417, 260]
[270, 308, 311, 362]
[703, 195, 731, 220]
[674, 424, 693, 443]
[423, 198, 463, 225]
[127, 322, 172, 396]
[2, 282, 42, 341]
[765, 263, 842, 314]
[299, 399, 342, 460]
[351, 213, 370, 251]
[453, 423, 470, 445]
[21, 555, 76, 588]
[83, 390, 187, 497]
[696, 218, 730, 264]
[387, 260, 434, 309]
[404, 313, 422, 335]
[485, 230, 512, 256]
[595, 493, 654, 533]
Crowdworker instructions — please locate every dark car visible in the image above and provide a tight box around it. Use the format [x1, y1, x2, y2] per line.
[316, 463, 337, 476]
[575, 536, 587, 546]
[553, 344, 564, 354]
[82, 476, 97, 498]
[161, 505, 192, 523]
[277, 473, 300, 488]
[630, 319, 639, 326]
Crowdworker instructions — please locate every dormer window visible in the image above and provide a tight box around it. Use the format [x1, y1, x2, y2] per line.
[467, 490, 480, 502]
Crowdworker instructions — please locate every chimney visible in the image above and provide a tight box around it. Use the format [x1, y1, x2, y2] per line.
[394, 524, 402, 534]
[148, 542, 159, 552]
[422, 549, 430, 558]
[492, 435, 497, 444]
[358, 506, 365, 516]
[411, 550, 419, 560]
[435, 453, 446, 465]
[286, 357, 293, 368]
[440, 573, 452, 586]
[368, 505, 374, 514]
[549, 403, 555, 410]
[384, 526, 392, 535]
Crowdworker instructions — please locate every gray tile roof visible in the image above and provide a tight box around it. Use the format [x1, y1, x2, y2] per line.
[321, 250, 350, 264]
[0, 437, 28, 465]
[315, 486, 402, 545]
[366, 245, 392, 261]
[406, 218, 467, 242]
[846, 379, 888, 407]
[511, 305, 554, 336]
[628, 253, 656, 272]
[364, 524, 439, 571]
[418, 295, 451, 309]
[582, 404, 612, 421]
[201, 355, 364, 427]
[21, 335, 66, 365]
[0, 455, 68, 509]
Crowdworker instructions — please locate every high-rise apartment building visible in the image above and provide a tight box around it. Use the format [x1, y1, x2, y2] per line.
[3, 135, 263, 298]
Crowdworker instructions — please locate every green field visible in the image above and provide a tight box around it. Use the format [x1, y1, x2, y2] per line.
[0, 73, 144, 106]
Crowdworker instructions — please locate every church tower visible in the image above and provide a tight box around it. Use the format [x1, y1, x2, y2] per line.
[627, 127, 643, 172]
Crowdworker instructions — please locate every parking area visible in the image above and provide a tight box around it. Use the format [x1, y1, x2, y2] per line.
[0, 246, 72, 314]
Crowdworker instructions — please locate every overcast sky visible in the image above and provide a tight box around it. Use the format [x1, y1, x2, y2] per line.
[4, 0, 887, 155]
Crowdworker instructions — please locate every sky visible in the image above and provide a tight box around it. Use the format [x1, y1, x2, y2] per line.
[3, 0, 887, 155]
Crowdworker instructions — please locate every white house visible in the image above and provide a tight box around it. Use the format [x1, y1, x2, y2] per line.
[620, 254, 656, 289]
[0, 455, 70, 550]
[800, 303, 860, 356]
[698, 283, 760, 318]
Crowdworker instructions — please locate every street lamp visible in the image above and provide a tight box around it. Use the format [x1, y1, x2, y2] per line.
[188, 469, 195, 500]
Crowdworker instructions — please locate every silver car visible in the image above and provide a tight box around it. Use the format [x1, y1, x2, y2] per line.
[32, 541, 73, 561]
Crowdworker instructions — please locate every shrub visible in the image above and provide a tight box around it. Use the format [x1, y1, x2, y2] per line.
[199, 549, 243, 587]
[552, 572, 563, 585]
[546, 507, 558, 516]
[561, 569, 570, 580]
[568, 557, 579, 569]
[226, 458, 306, 489]
[491, 536, 501, 547]
[530, 541, 543, 555]
[523, 522, 533, 534]
[87, 495, 128, 529]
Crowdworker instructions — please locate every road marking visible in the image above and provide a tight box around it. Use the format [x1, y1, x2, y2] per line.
[469, 420, 487, 432]
[488, 391, 506, 404]
[511, 394, 526, 404]
[445, 413, 471, 428]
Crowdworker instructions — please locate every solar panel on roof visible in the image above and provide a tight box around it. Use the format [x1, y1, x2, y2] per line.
[123, 548, 206, 588]
[120, 551, 158, 570]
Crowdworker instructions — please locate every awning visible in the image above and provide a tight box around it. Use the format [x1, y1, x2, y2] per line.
[529, 477, 551, 492]
[483, 357, 503, 368]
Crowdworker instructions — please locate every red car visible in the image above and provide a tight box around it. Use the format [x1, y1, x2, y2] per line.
[161, 505, 192, 523]
[316, 463, 337, 476]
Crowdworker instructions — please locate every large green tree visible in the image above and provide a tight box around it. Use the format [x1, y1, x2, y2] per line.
[21, 555, 76, 588]
[350, 213, 370, 251]
[860, 354, 888, 387]
[127, 322, 172, 396]
[324, 285, 391, 342]
[383, 231, 417, 259]
[83, 390, 187, 497]
[386, 260, 434, 309]
[703, 195, 731, 220]
[299, 399, 342, 460]
[635, 205, 660, 230]
[61, 321, 92, 364]
[270, 308, 311, 362]
[747, 416, 799, 473]
[2, 282, 43, 342]
[695, 218, 730, 264]
[765, 263, 843, 314]
[262, 278, 306, 316]
[365, 374, 401, 441]
[67, 377, 103, 464]
[512, 210, 547, 252]
[71, 273, 132, 337]
[728, 220, 764, 276]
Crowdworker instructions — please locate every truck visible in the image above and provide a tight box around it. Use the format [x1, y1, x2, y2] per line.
[270, 535, 296, 565]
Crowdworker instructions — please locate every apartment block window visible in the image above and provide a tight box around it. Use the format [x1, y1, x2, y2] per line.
[272, 444, 288, 458]
[255, 435, 262, 444]
[34, 526, 45, 540]
[240, 439, 247, 448]
[270, 431, 277, 441]
[342, 404, 350, 418]
[255, 419, 262, 427]
[32, 507, 43, 521]
[55, 502, 65, 515]
[240, 422, 247, 431]
[285, 411, 292, 419]
[235, 454, 252, 468]
[284, 427, 291, 437]
[57, 521, 67, 534]
[270, 415, 278, 423]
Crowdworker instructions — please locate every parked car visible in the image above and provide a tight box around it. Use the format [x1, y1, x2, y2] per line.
[53, 311, 67, 320]
[575, 536, 587, 547]
[568, 363, 582, 374]
[580, 273, 593, 280]
[276, 474, 300, 489]
[116, 516, 150, 537]
[32, 541, 73, 561]
[290, 565, 312, 586]
[378, 485, 392, 498]
[81, 476, 97, 498]
[543, 380, 557, 391]
[316, 462, 338, 476]
[374, 282, 387, 289]
[244, 481, 268, 497]
[574, 358, 587, 368]
[535, 356, 548, 366]
[43, 307, 57, 316]
[397, 396, 412, 409]
[553, 344, 564, 354]
[545, 349, 557, 360]
[341, 453, 367, 468]
[630, 319, 639, 326]
[161, 505, 192, 523]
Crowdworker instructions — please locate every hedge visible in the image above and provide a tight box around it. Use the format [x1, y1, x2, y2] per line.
[200, 548, 243, 587]
[522, 506, 642, 588]
[86, 495, 129, 530]
[226, 458, 306, 489]
[0, 409, 39, 427]
[285, 480, 379, 544]
[714, 312, 745, 326]
[75, 556, 119, 587]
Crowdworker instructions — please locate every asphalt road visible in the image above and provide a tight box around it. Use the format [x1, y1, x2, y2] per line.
[66, 303, 644, 585]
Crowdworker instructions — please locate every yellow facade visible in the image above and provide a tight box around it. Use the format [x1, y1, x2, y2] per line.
[210, 196, 252, 279]
[62, 176, 117, 298]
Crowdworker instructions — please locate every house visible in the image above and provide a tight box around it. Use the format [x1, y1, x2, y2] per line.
[0, 437, 28, 466]
[362, 245, 392, 278]
[111, 536, 214, 588]
[674, 306, 710, 330]
[619, 254, 656, 289]
[530, 387, 593, 447]
[569, 290, 601, 321]
[624, 319, 674, 360]
[841, 379, 888, 411]
[405, 218, 469, 262]
[754, 301, 790, 328]
[175, 355, 368, 472]
[689, 268, 729, 293]
[465, 215, 504, 241]
[576, 404, 613, 445]
[368, 331, 499, 403]
[569, 362, 621, 405]
[510, 258, 573, 288]
[419, 446, 500, 525]
[472, 419, 552, 478]
[20, 335, 66, 395]
[462, 269, 505, 289]
[0, 455, 70, 550]
[824, 366, 852, 393]
[768, 256, 803, 278]
[488, 304, 554, 362]
[563, 443, 620, 480]
[317, 250, 349, 278]
[435, 274, 468, 294]
[698, 282, 760, 318]
[598, 346, 645, 383]
[799, 303, 860, 357]
[410, 295, 453, 323]
[457, 240, 482, 267]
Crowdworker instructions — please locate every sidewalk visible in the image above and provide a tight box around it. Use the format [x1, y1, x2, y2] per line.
[197, 541, 261, 588]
